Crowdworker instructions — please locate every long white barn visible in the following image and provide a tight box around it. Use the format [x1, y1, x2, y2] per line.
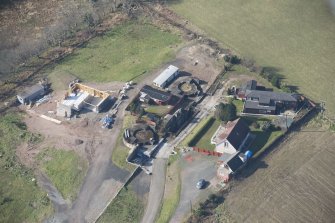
[153, 65, 179, 88]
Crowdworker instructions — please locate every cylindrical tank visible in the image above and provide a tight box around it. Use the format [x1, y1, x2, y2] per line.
[245, 150, 253, 159]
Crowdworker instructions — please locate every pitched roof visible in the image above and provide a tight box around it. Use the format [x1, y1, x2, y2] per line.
[141, 85, 171, 102]
[18, 84, 45, 99]
[153, 65, 179, 86]
[217, 118, 250, 150]
[227, 154, 244, 172]
[244, 100, 276, 111]
[245, 90, 297, 103]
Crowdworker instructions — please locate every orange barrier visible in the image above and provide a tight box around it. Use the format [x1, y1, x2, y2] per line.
[192, 147, 223, 157]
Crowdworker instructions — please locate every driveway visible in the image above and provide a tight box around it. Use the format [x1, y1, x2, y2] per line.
[170, 151, 217, 223]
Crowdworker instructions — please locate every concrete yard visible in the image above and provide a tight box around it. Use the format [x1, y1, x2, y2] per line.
[170, 151, 217, 223]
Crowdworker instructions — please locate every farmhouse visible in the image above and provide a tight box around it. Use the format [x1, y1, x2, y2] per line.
[140, 85, 172, 105]
[211, 118, 251, 154]
[17, 84, 47, 104]
[153, 65, 179, 88]
[243, 90, 297, 115]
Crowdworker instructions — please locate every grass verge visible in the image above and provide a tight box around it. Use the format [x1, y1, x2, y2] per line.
[49, 21, 182, 82]
[37, 149, 88, 201]
[97, 185, 144, 223]
[156, 156, 181, 223]
[111, 115, 137, 172]
[0, 114, 52, 223]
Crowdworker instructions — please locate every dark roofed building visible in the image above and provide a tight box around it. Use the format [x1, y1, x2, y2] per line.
[237, 80, 257, 99]
[219, 151, 246, 174]
[140, 85, 172, 105]
[244, 90, 297, 115]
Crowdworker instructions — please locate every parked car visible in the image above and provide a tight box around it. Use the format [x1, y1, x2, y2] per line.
[196, 179, 206, 189]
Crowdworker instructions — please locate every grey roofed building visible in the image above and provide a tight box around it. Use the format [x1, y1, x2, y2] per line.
[153, 65, 179, 88]
[245, 90, 297, 103]
[244, 100, 276, 111]
[140, 85, 172, 103]
[17, 84, 46, 104]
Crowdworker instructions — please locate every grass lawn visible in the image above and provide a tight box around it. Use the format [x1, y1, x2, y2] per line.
[97, 185, 144, 223]
[145, 105, 172, 117]
[0, 114, 52, 223]
[49, 21, 182, 82]
[193, 119, 221, 151]
[156, 156, 181, 223]
[170, 0, 335, 115]
[111, 115, 137, 172]
[242, 116, 284, 157]
[180, 116, 213, 147]
[231, 99, 244, 113]
[38, 149, 88, 201]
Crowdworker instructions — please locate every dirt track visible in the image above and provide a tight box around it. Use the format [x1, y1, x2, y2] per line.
[224, 128, 335, 222]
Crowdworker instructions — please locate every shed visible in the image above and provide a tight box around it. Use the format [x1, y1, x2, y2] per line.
[153, 65, 179, 88]
[17, 84, 46, 104]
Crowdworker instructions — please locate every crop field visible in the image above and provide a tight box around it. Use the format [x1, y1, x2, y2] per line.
[217, 129, 335, 222]
[0, 114, 51, 223]
[48, 21, 181, 82]
[170, 0, 335, 115]
[38, 149, 88, 201]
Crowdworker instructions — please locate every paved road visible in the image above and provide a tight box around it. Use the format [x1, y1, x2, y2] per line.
[141, 158, 167, 223]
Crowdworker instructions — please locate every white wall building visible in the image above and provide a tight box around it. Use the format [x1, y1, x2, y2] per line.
[153, 65, 179, 88]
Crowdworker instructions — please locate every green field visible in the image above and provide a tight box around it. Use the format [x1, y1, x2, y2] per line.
[38, 149, 88, 201]
[170, 0, 335, 115]
[97, 186, 144, 223]
[0, 114, 52, 223]
[49, 21, 181, 82]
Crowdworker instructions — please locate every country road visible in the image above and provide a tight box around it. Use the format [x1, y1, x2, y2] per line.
[141, 158, 167, 223]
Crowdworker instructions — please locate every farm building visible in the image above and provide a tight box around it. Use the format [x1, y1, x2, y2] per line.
[140, 85, 172, 105]
[57, 83, 111, 117]
[153, 65, 179, 88]
[243, 90, 297, 115]
[211, 118, 251, 154]
[17, 84, 47, 104]
[237, 80, 257, 99]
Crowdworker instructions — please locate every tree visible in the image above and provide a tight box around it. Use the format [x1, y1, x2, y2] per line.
[215, 102, 237, 122]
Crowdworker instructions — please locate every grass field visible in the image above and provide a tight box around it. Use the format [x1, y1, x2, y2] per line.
[97, 185, 144, 223]
[0, 114, 52, 223]
[111, 115, 137, 172]
[170, 0, 335, 115]
[49, 21, 181, 82]
[38, 149, 88, 201]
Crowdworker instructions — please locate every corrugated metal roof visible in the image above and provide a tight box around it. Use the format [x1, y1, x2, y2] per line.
[18, 84, 44, 99]
[153, 65, 179, 86]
